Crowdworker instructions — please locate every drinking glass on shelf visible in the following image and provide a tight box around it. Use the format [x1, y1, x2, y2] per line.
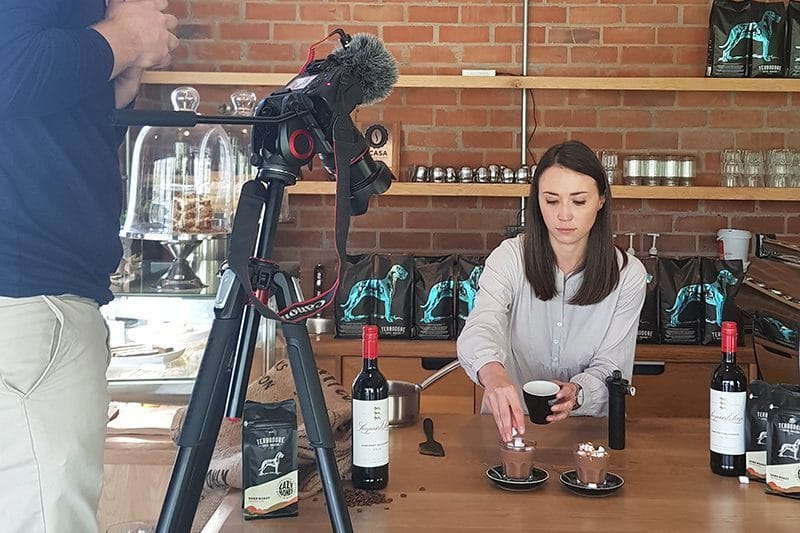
[600, 151, 619, 185]
[791, 150, 800, 188]
[721, 161, 742, 187]
[105, 521, 155, 533]
[742, 150, 765, 188]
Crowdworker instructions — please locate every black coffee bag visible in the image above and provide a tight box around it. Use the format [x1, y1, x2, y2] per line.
[659, 257, 702, 344]
[456, 255, 486, 336]
[335, 254, 375, 338]
[707, 0, 752, 77]
[414, 255, 455, 340]
[748, 1, 786, 77]
[637, 257, 659, 344]
[700, 258, 745, 345]
[788, 0, 800, 77]
[746, 381, 800, 481]
[753, 311, 799, 352]
[374, 254, 413, 338]
[242, 399, 298, 519]
[766, 392, 800, 498]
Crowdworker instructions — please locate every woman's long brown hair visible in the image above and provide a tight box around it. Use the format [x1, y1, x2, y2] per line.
[523, 140, 627, 305]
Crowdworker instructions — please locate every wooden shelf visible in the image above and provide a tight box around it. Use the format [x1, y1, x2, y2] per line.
[307, 333, 754, 364]
[141, 71, 800, 92]
[288, 181, 800, 201]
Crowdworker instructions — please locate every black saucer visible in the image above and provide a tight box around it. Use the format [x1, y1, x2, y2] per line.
[486, 465, 549, 491]
[559, 470, 624, 497]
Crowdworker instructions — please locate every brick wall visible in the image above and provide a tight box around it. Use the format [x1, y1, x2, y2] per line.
[138, 0, 799, 292]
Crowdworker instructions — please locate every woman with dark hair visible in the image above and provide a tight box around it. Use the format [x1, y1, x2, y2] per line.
[457, 140, 646, 442]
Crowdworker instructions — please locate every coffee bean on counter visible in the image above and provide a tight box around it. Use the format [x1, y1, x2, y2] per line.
[343, 488, 391, 508]
[400, 493, 407, 498]
[419, 486, 426, 492]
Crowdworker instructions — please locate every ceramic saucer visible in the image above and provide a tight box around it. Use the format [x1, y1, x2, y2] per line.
[559, 470, 624, 497]
[486, 465, 549, 491]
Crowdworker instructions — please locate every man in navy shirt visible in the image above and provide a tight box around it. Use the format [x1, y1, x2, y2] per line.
[0, 1, 178, 530]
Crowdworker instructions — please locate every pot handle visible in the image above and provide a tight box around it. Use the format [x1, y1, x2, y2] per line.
[418, 359, 461, 391]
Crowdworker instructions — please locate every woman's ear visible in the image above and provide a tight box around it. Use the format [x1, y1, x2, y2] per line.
[597, 196, 606, 211]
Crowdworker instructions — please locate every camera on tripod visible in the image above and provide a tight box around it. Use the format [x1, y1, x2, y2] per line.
[250, 30, 397, 215]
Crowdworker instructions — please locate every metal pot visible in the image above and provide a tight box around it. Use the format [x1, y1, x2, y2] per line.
[387, 359, 461, 427]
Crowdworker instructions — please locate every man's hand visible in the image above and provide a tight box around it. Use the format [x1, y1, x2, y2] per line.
[478, 362, 526, 442]
[114, 67, 144, 108]
[547, 380, 578, 422]
[92, 0, 179, 79]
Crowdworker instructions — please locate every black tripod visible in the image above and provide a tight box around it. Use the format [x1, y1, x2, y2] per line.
[154, 153, 353, 532]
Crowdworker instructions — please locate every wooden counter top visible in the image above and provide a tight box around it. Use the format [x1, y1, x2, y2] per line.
[211, 415, 796, 532]
[305, 333, 756, 365]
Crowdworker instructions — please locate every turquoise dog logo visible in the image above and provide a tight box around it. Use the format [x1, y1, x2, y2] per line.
[666, 269, 738, 327]
[457, 266, 483, 320]
[719, 10, 782, 63]
[340, 264, 408, 322]
[420, 280, 453, 323]
[763, 315, 798, 347]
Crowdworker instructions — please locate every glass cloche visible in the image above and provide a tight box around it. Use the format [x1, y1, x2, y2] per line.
[121, 86, 234, 290]
[225, 89, 258, 204]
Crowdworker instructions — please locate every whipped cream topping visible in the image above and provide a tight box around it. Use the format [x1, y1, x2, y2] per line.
[576, 442, 608, 457]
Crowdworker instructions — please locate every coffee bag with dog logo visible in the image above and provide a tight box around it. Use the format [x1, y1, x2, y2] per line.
[456, 255, 486, 336]
[707, 0, 752, 77]
[242, 399, 298, 519]
[637, 257, 659, 344]
[748, 381, 800, 481]
[766, 392, 800, 498]
[335, 254, 375, 338]
[754, 311, 800, 353]
[414, 255, 455, 340]
[788, 0, 800, 77]
[374, 254, 413, 338]
[748, 1, 786, 77]
[659, 257, 702, 344]
[700, 258, 745, 345]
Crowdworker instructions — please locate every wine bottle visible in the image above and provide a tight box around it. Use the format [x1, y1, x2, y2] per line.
[351, 325, 389, 489]
[710, 320, 747, 476]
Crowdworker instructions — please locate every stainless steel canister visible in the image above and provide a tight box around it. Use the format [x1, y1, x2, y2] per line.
[459, 166, 474, 183]
[515, 166, 530, 184]
[502, 167, 516, 183]
[413, 165, 429, 182]
[431, 166, 445, 183]
[445, 167, 458, 183]
[642, 157, 660, 186]
[475, 166, 489, 183]
[623, 156, 643, 186]
[678, 156, 695, 186]
[662, 156, 680, 187]
[488, 164, 501, 183]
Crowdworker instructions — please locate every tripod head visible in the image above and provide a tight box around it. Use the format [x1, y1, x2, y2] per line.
[113, 29, 398, 215]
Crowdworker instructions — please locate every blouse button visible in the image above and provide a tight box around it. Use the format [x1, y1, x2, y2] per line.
[556, 322, 562, 327]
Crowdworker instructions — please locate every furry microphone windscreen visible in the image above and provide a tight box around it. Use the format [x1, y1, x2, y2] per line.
[331, 33, 399, 105]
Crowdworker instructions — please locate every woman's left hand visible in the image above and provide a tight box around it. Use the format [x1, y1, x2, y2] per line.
[547, 380, 578, 422]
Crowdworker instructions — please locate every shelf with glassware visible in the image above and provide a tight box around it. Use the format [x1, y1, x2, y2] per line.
[284, 181, 800, 201]
[140, 72, 800, 202]
[141, 71, 800, 92]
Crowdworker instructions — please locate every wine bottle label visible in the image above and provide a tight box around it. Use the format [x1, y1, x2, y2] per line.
[352, 398, 389, 467]
[710, 390, 746, 455]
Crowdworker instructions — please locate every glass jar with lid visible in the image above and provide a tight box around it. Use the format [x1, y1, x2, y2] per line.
[121, 86, 234, 289]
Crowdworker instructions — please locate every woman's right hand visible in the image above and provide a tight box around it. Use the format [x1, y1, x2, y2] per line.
[478, 362, 526, 442]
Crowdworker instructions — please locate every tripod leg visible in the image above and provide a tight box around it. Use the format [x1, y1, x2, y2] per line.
[156, 309, 243, 532]
[282, 321, 353, 533]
